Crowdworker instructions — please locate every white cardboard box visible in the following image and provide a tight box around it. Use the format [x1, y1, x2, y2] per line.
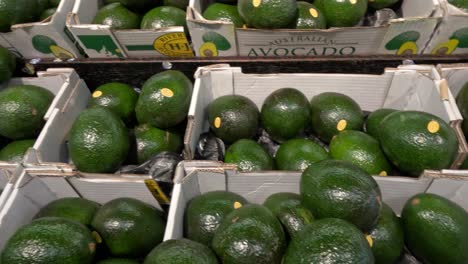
[0, 0, 82, 60]
[184, 64, 467, 172]
[0, 68, 90, 166]
[0, 166, 163, 251]
[424, 1, 468, 55]
[0, 163, 21, 213]
[164, 161, 468, 242]
[66, 0, 194, 58]
[187, 0, 442, 57]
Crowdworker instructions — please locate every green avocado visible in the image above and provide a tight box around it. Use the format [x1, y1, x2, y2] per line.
[134, 124, 183, 164]
[91, 197, 166, 258]
[314, 0, 367, 27]
[294, 2, 326, 29]
[212, 204, 286, 264]
[275, 138, 328, 171]
[261, 88, 310, 142]
[379, 111, 458, 176]
[0, 46, 16, 83]
[1, 217, 96, 264]
[448, 0, 468, 11]
[0, 0, 41, 32]
[143, 239, 218, 264]
[96, 259, 140, 264]
[224, 139, 274, 171]
[309, 92, 364, 143]
[300, 159, 382, 232]
[185, 190, 248, 247]
[0, 139, 35, 162]
[237, 0, 298, 29]
[68, 107, 130, 173]
[93, 3, 141, 30]
[208, 95, 260, 144]
[365, 108, 397, 140]
[401, 193, 468, 264]
[283, 218, 374, 264]
[104, 0, 156, 12]
[203, 3, 245, 28]
[368, 0, 400, 9]
[140, 6, 186, 30]
[0, 85, 54, 140]
[34, 197, 100, 227]
[136, 70, 193, 129]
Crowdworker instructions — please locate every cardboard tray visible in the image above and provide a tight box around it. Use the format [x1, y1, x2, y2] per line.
[187, 0, 442, 57]
[0, 163, 21, 213]
[66, 0, 194, 59]
[0, 166, 164, 251]
[0, 0, 82, 60]
[184, 64, 468, 173]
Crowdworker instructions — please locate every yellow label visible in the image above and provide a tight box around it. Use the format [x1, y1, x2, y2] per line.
[161, 88, 174, 97]
[144, 179, 170, 204]
[337, 119, 347, 131]
[309, 8, 318, 18]
[253, 0, 261, 7]
[427, 120, 440, 133]
[214, 117, 222, 128]
[379, 171, 387, 176]
[242, 24, 248, 29]
[234, 201, 243, 209]
[350, 0, 357, 4]
[92, 91, 103, 98]
[153, 33, 194, 57]
[91, 231, 102, 243]
[412, 198, 420, 206]
[366, 234, 373, 247]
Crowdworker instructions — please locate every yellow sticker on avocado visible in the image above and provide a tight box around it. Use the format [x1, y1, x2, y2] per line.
[337, 120, 347, 131]
[214, 117, 222, 128]
[92, 91, 103, 98]
[234, 201, 243, 209]
[379, 171, 387, 176]
[366, 234, 373, 247]
[309, 8, 318, 18]
[91, 231, 102, 243]
[427, 120, 440, 133]
[253, 0, 261, 7]
[350, 0, 357, 4]
[161, 88, 174, 97]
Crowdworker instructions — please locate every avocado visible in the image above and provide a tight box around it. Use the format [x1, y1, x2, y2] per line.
[203, 4, 245, 28]
[140, 6, 186, 29]
[448, 0, 468, 10]
[212, 204, 286, 264]
[202, 31, 231, 50]
[199, 42, 218, 57]
[0, 0, 40, 32]
[93, 3, 141, 30]
[143, 239, 218, 264]
[163, 0, 189, 10]
[207, 95, 260, 144]
[39, 7, 57, 20]
[329, 130, 392, 176]
[309, 92, 364, 143]
[294, 2, 326, 29]
[32, 35, 57, 54]
[263, 192, 314, 239]
[283, 218, 374, 264]
[105, 0, 155, 12]
[365, 108, 397, 140]
[457, 82, 468, 135]
[275, 138, 328, 171]
[238, 0, 298, 29]
[0, 46, 16, 83]
[314, 0, 367, 27]
[401, 193, 468, 264]
[48, 0, 61, 7]
[91, 197, 166, 258]
[134, 124, 183, 164]
[301, 159, 382, 231]
[0, 139, 35, 162]
[89, 82, 138, 124]
[34, 197, 100, 227]
[224, 139, 274, 171]
[1, 217, 96, 263]
[97, 259, 140, 264]
[0, 85, 54, 140]
[185, 190, 248, 247]
[368, 203, 404, 264]
[379, 111, 458, 176]
[136, 70, 192, 129]
[261, 88, 310, 142]
[369, 0, 400, 9]
[69, 107, 130, 173]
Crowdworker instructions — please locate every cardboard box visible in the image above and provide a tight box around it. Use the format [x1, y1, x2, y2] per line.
[164, 161, 468, 242]
[0, 0, 82, 60]
[66, 0, 194, 58]
[187, 0, 441, 57]
[0, 68, 90, 166]
[184, 64, 467, 173]
[0, 163, 21, 212]
[0, 166, 163, 251]
[424, 1, 468, 55]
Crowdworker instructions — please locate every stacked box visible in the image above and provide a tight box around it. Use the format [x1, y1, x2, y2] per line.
[187, 0, 442, 57]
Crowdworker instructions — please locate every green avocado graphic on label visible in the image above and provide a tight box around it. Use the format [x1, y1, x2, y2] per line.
[432, 27, 468, 55]
[32, 35, 75, 59]
[385, 31, 420, 55]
